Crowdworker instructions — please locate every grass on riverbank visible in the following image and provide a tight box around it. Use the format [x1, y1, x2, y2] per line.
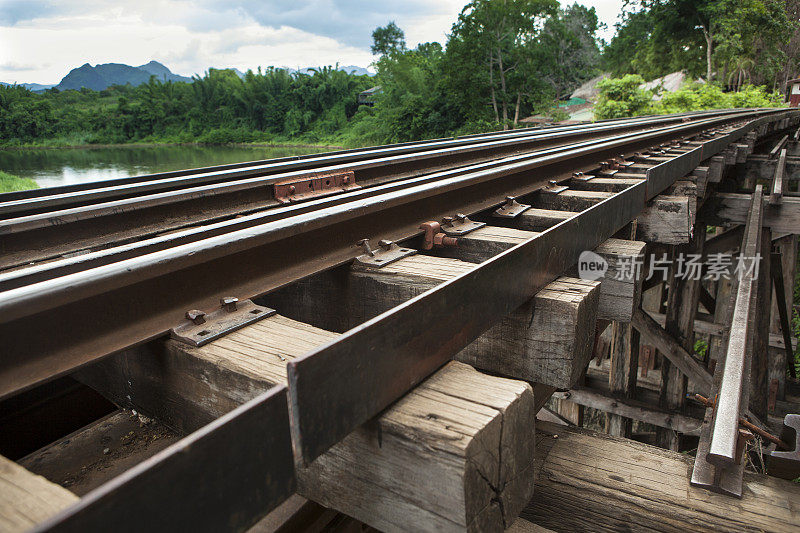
[0, 171, 39, 192]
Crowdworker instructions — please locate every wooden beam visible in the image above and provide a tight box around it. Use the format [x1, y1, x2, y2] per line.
[457, 230, 644, 322]
[516, 208, 572, 231]
[567, 177, 644, 193]
[558, 387, 702, 435]
[81, 315, 537, 532]
[434, 225, 534, 264]
[636, 195, 692, 245]
[533, 189, 612, 212]
[751, 227, 772, 420]
[591, 239, 646, 322]
[770, 148, 787, 205]
[704, 225, 744, 256]
[458, 276, 600, 388]
[522, 421, 800, 532]
[631, 308, 713, 393]
[702, 192, 800, 234]
[0, 454, 78, 533]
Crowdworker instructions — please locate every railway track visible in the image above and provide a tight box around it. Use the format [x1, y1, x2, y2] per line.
[1, 107, 799, 532]
[0, 109, 765, 271]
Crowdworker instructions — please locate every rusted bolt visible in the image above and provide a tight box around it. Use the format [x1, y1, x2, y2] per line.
[220, 297, 238, 312]
[185, 310, 206, 325]
[420, 221, 457, 249]
[455, 213, 467, 222]
[357, 238, 375, 257]
[572, 172, 583, 179]
[504, 196, 516, 206]
[442, 216, 454, 227]
[378, 239, 393, 250]
[288, 185, 296, 194]
[434, 233, 458, 248]
[342, 176, 349, 184]
[548, 179, 558, 186]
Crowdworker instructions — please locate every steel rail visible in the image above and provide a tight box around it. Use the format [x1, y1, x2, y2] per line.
[0, 108, 759, 220]
[707, 184, 764, 465]
[0, 114, 708, 271]
[0, 107, 753, 208]
[0, 110, 767, 292]
[1, 111, 741, 226]
[690, 184, 766, 497]
[2, 113, 749, 270]
[0, 109, 790, 400]
[0, 113, 749, 289]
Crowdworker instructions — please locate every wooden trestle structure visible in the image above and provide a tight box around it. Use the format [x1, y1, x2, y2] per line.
[1, 110, 800, 532]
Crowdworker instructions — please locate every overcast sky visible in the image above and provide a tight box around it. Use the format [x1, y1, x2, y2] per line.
[0, 0, 625, 84]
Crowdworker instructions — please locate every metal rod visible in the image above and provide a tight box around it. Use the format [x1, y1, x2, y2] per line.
[707, 185, 764, 466]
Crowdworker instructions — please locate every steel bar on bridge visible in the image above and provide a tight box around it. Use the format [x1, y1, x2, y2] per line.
[691, 185, 765, 497]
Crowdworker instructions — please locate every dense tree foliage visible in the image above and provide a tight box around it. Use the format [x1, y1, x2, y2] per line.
[0, 67, 373, 146]
[604, 0, 797, 91]
[594, 75, 784, 119]
[0, 0, 791, 148]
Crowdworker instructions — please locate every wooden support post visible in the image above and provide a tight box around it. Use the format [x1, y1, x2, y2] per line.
[657, 228, 705, 451]
[606, 320, 640, 437]
[0, 454, 78, 532]
[605, 227, 642, 438]
[751, 227, 772, 420]
[522, 422, 800, 532]
[636, 195, 692, 245]
[80, 315, 537, 532]
[770, 234, 798, 403]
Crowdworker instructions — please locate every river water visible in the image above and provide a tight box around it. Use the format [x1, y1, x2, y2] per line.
[0, 144, 331, 188]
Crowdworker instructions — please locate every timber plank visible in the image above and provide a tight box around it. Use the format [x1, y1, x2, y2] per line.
[0, 455, 78, 533]
[522, 421, 800, 533]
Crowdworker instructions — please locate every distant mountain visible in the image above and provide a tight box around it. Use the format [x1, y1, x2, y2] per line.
[55, 61, 191, 91]
[2, 61, 374, 92]
[287, 65, 375, 77]
[0, 81, 55, 92]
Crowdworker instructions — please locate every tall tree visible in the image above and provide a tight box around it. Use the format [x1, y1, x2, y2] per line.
[446, 0, 559, 128]
[371, 22, 407, 57]
[536, 4, 601, 103]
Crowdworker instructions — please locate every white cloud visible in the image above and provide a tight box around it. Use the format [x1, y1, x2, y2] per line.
[0, 0, 625, 84]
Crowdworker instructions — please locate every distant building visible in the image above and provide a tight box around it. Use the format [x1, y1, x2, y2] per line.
[788, 78, 800, 107]
[358, 86, 382, 106]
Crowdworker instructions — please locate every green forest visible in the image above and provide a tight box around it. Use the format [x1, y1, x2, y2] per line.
[0, 0, 797, 149]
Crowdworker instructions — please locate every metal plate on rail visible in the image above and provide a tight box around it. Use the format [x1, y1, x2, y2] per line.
[274, 171, 359, 204]
[171, 299, 276, 347]
[34, 386, 295, 533]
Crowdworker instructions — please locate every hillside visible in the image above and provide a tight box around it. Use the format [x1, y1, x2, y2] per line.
[56, 61, 191, 91]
